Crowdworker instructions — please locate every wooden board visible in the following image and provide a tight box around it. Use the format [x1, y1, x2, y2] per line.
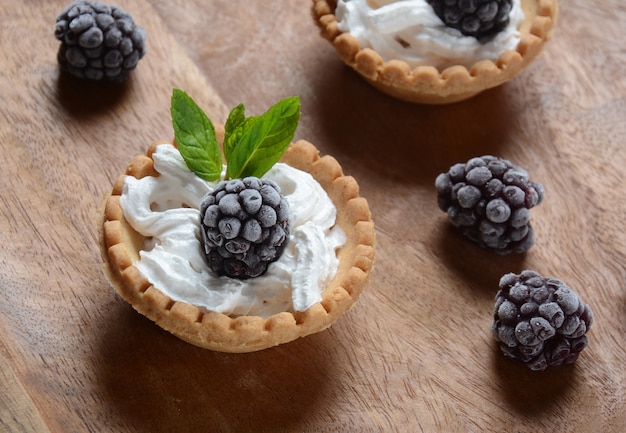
[1, 0, 625, 431]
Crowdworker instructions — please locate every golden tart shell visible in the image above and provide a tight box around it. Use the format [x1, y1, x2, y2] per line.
[312, 0, 559, 104]
[99, 135, 375, 353]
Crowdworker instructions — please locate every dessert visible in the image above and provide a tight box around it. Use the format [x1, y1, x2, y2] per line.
[55, 1, 147, 82]
[435, 155, 544, 254]
[493, 270, 593, 371]
[312, 0, 559, 103]
[99, 91, 375, 352]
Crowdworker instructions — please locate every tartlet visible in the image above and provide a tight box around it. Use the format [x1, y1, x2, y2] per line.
[312, 0, 559, 104]
[99, 130, 375, 353]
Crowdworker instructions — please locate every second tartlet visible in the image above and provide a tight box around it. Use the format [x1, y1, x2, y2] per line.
[312, 0, 559, 104]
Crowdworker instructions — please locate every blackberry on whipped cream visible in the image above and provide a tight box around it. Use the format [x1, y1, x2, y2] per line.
[335, 0, 524, 69]
[427, 0, 514, 39]
[199, 177, 291, 279]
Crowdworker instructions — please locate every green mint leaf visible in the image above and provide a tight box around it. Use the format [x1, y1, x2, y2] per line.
[170, 88, 222, 182]
[223, 103, 246, 162]
[225, 114, 259, 165]
[226, 96, 300, 179]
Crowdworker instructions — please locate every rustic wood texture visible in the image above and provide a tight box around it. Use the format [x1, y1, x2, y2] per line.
[1, 0, 624, 432]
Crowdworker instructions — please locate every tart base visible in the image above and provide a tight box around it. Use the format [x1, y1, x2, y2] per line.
[312, 0, 559, 104]
[99, 137, 375, 353]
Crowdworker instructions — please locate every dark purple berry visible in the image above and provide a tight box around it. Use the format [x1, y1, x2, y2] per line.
[492, 271, 593, 371]
[427, 0, 513, 40]
[55, 1, 146, 82]
[199, 177, 290, 279]
[435, 155, 544, 254]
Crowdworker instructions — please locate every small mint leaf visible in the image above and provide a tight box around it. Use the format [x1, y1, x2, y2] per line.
[171, 89, 222, 181]
[226, 96, 300, 179]
[224, 103, 246, 162]
[225, 115, 258, 165]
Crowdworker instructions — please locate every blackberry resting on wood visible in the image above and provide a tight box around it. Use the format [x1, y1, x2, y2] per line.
[435, 155, 544, 254]
[493, 270, 594, 371]
[55, 1, 146, 82]
[199, 177, 290, 279]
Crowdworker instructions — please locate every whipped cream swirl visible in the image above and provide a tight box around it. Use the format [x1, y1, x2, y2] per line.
[336, 0, 524, 69]
[120, 144, 346, 318]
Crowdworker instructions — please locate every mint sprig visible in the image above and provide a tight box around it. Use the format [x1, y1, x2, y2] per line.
[171, 89, 300, 181]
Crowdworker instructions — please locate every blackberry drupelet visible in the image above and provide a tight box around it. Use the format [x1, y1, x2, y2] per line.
[435, 155, 544, 254]
[199, 177, 290, 279]
[55, 1, 146, 82]
[427, 0, 513, 39]
[492, 270, 594, 371]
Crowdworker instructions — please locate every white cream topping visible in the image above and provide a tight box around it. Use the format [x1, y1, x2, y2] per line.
[336, 0, 524, 69]
[120, 144, 346, 319]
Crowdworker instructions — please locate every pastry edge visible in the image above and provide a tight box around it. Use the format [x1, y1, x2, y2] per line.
[99, 138, 375, 353]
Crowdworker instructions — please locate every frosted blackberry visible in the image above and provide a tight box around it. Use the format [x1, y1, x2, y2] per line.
[492, 271, 593, 371]
[435, 155, 544, 254]
[54, 1, 146, 82]
[427, 0, 513, 39]
[199, 177, 290, 279]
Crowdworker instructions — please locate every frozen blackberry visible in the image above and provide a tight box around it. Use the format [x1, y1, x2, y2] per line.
[54, 1, 146, 82]
[435, 155, 544, 254]
[427, 0, 513, 39]
[492, 271, 593, 371]
[199, 177, 290, 279]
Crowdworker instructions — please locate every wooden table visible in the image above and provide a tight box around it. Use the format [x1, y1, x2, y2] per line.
[1, 1, 625, 431]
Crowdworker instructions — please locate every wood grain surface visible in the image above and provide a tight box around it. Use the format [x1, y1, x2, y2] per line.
[1, 0, 624, 432]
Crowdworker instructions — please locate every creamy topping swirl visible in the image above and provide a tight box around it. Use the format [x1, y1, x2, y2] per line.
[336, 0, 524, 69]
[120, 144, 346, 318]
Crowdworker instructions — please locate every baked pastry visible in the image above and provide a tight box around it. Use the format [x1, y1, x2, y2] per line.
[99, 96, 375, 353]
[312, 0, 559, 104]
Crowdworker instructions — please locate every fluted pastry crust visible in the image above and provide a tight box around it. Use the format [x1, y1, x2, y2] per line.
[312, 0, 559, 104]
[99, 136, 375, 352]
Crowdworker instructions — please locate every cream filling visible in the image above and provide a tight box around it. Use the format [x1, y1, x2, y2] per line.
[336, 0, 524, 69]
[120, 144, 346, 318]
